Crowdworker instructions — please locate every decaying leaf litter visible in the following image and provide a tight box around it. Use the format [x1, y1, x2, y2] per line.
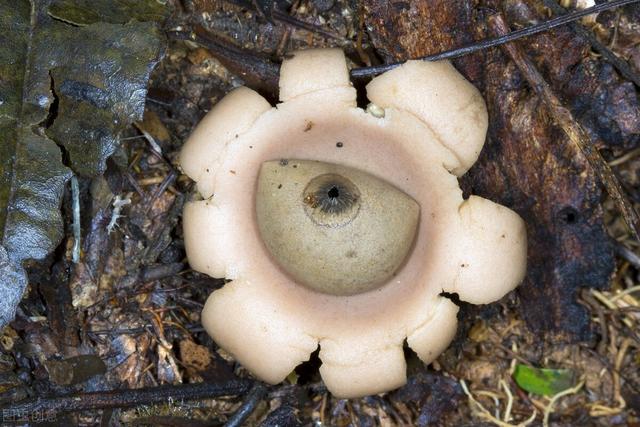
[0, 0, 639, 425]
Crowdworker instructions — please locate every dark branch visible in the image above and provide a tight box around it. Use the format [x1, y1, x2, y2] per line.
[350, 0, 640, 78]
[223, 0, 346, 41]
[167, 27, 280, 97]
[3, 380, 253, 418]
[271, 9, 346, 42]
[224, 382, 268, 427]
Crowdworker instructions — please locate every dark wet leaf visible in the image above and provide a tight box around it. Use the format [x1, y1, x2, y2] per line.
[261, 405, 302, 427]
[513, 364, 575, 396]
[390, 371, 463, 426]
[48, 0, 169, 26]
[0, 1, 72, 327]
[1, 1, 164, 177]
[0, 248, 28, 328]
[45, 355, 107, 385]
[45, 21, 164, 175]
[0, 128, 71, 263]
[0, 0, 164, 327]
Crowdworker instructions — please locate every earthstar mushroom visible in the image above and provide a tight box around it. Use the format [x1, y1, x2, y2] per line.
[180, 48, 527, 398]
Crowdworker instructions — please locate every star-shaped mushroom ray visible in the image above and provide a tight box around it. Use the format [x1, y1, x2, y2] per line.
[366, 60, 489, 176]
[199, 265, 459, 398]
[278, 48, 353, 102]
[318, 333, 407, 399]
[181, 80, 470, 397]
[406, 297, 459, 363]
[317, 294, 460, 398]
[201, 278, 319, 384]
[441, 196, 528, 304]
[180, 86, 271, 199]
[183, 199, 232, 279]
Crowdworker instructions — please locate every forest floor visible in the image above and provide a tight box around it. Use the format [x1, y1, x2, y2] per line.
[2, 0, 639, 426]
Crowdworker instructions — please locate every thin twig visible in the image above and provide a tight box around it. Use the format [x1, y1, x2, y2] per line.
[70, 175, 81, 263]
[135, 126, 163, 156]
[224, 382, 268, 427]
[614, 241, 640, 269]
[350, 0, 640, 78]
[223, 0, 346, 42]
[3, 380, 253, 418]
[542, 0, 640, 88]
[489, 13, 640, 242]
[579, 290, 609, 354]
[144, 168, 177, 214]
[88, 323, 203, 336]
[272, 9, 345, 42]
[612, 337, 631, 410]
[125, 170, 145, 198]
[500, 379, 514, 423]
[592, 291, 635, 330]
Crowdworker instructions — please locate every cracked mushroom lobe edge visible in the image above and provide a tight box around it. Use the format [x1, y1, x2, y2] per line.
[179, 48, 527, 398]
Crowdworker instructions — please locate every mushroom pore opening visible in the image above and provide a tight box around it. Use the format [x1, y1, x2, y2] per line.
[303, 173, 361, 227]
[327, 186, 339, 199]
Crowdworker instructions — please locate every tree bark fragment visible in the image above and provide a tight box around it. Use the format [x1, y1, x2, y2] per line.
[362, 0, 633, 338]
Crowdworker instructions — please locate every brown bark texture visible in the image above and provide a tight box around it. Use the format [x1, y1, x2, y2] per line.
[363, 0, 640, 337]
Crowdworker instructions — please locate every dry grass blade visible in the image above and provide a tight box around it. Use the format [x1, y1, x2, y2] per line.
[542, 379, 585, 427]
[460, 379, 537, 427]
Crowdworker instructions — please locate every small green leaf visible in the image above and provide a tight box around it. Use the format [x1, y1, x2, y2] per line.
[513, 364, 576, 396]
